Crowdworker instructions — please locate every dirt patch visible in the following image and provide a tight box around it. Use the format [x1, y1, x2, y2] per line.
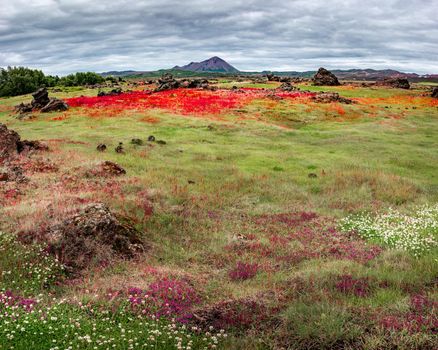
[85, 161, 126, 177]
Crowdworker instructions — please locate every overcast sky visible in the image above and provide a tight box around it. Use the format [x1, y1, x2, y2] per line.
[1, 0, 437, 75]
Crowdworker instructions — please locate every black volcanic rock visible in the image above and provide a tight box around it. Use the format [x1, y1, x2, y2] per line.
[174, 56, 239, 73]
[312, 68, 340, 86]
[432, 87, 438, 98]
[380, 78, 410, 89]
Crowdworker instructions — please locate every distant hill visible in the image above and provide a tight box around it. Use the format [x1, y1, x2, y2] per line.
[173, 56, 239, 73]
[100, 61, 438, 82]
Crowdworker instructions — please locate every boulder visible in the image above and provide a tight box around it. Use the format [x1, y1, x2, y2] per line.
[0, 123, 21, 161]
[46, 203, 144, 273]
[31, 88, 50, 109]
[312, 68, 340, 86]
[431, 87, 438, 98]
[40, 98, 69, 113]
[1, 124, 48, 162]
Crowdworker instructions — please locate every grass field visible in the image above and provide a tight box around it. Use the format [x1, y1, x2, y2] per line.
[1, 81, 437, 349]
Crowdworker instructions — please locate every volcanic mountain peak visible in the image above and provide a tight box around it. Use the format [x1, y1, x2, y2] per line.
[174, 56, 239, 73]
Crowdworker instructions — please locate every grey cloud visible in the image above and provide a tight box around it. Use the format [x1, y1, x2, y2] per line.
[0, 0, 437, 75]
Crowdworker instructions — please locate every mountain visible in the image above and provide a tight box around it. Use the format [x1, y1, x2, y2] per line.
[100, 65, 438, 82]
[173, 56, 239, 73]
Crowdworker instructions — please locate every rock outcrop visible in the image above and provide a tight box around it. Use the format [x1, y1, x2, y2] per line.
[312, 68, 340, 86]
[14, 88, 68, 115]
[310, 92, 354, 104]
[154, 73, 180, 92]
[380, 78, 410, 89]
[0, 123, 48, 163]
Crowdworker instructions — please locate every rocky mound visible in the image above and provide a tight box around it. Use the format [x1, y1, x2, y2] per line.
[312, 68, 340, 86]
[278, 82, 299, 92]
[179, 79, 209, 89]
[380, 78, 410, 89]
[154, 73, 180, 92]
[311, 92, 354, 104]
[266, 74, 291, 83]
[97, 88, 122, 97]
[45, 203, 144, 273]
[154, 74, 210, 92]
[0, 123, 48, 163]
[15, 88, 69, 115]
[431, 87, 438, 98]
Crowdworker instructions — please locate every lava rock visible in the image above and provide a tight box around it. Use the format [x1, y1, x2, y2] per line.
[131, 138, 143, 145]
[40, 98, 69, 113]
[97, 88, 122, 97]
[115, 142, 124, 153]
[312, 68, 340, 86]
[0, 123, 21, 162]
[147, 135, 156, 142]
[278, 82, 298, 92]
[154, 73, 180, 92]
[14, 87, 69, 114]
[431, 87, 438, 98]
[96, 144, 107, 152]
[45, 203, 144, 273]
[310, 92, 354, 104]
[380, 78, 410, 89]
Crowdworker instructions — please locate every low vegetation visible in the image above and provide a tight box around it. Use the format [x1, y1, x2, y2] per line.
[0, 76, 437, 349]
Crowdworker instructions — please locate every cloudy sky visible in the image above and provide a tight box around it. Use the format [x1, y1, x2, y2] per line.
[1, 0, 437, 75]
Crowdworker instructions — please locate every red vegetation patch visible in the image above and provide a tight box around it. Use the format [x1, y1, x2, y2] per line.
[65, 88, 315, 116]
[192, 297, 272, 331]
[128, 278, 201, 323]
[228, 261, 259, 281]
[379, 294, 438, 334]
[335, 275, 373, 297]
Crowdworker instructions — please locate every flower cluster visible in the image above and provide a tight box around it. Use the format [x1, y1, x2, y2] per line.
[340, 204, 438, 256]
[0, 232, 64, 295]
[0, 295, 222, 349]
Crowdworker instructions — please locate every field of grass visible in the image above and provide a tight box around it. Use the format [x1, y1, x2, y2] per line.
[1, 81, 437, 349]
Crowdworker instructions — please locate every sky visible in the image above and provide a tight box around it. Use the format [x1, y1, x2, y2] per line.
[1, 0, 437, 75]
